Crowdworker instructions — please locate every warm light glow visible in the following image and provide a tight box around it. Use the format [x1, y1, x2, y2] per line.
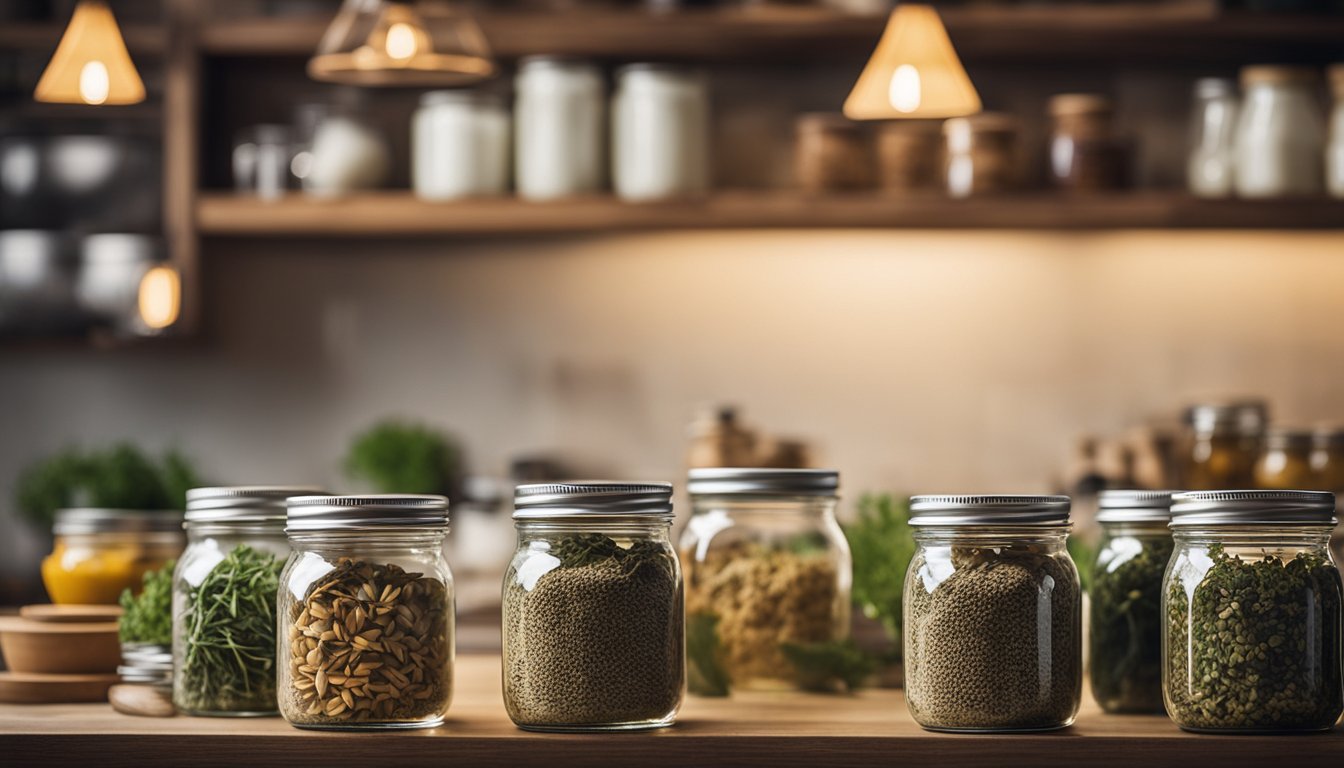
[309, 0, 495, 87]
[137, 265, 181, 332]
[385, 21, 418, 60]
[34, 0, 145, 106]
[844, 4, 980, 120]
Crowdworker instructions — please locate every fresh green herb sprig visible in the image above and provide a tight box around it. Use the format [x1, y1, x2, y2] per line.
[176, 546, 284, 713]
[843, 493, 914, 644]
[16, 444, 199, 529]
[344, 420, 461, 499]
[119, 560, 175, 645]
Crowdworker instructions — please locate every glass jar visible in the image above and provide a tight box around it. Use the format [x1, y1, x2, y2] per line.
[1254, 428, 1317, 489]
[514, 57, 605, 201]
[1090, 490, 1174, 714]
[876, 120, 942, 194]
[611, 64, 710, 202]
[681, 469, 850, 694]
[943, 112, 1018, 198]
[411, 90, 510, 201]
[42, 509, 184, 605]
[503, 482, 683, 731]
[277, 495, 454, 730]
[1164, 490, 1343, 733]
[173, 486, 322, 716]
[1048, 93, 1131, 192]
[1312, 428, 1344, 567]
[794, 113, 875, 193]
[1179, 400, 1268, 490]
[1329, 64, 1344, 199]
[905, 495, 1081, 732]
[232, 124, 292, 201]
[1187, 78, 1239, 199]
[1233, 65, 1325, 199]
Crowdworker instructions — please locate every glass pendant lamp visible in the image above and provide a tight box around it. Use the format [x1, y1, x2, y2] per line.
[34, 0, 145, 105]
[844, 4, 980, 120]
[309, 0, 495, 87]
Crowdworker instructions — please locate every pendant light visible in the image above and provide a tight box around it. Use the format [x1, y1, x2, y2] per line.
[34, 0, 145, 105]
[309, 0, 495, 87]
[844, 4, 980, 120]
[136, 264, 181, 334]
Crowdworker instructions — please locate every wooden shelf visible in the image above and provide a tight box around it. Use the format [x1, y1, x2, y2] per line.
[196, 192, 1344, 236]
[196, 5, 1344, 62]
[0, 22, 165, 55]
[4, 654, 1342, 768]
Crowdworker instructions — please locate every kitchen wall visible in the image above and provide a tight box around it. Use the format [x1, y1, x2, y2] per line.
[3, 229, 1344, 575]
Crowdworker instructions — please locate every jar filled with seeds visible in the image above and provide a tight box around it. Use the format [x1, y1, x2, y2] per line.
[277, 495, 454, 730]
[1163, 490, 1343, 733]
[174, 486, 323, 716]
[905, 495, 1081, 732]
[1090, 490, 1173, 714]
[503, 482, 683, 732]
[681, 468, 851, 694]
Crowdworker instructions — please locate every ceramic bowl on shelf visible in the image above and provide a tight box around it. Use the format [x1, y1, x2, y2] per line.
[0, 672, 121, 704]
[0, 616, 121, 674]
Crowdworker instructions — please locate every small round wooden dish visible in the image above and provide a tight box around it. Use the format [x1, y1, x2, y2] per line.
[0, 616, 121, 674]
[0, 672, 120, 704]
[19, 604, 124, 623]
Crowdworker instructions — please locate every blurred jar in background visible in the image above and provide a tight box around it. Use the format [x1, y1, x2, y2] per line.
[1254, 428, 1317, 489]
[1187, 78, 1239, 199]
[612, 64, 710, 202]
[1311, 426, 1344, 564]
[515, 57, 605, 200]
[449, 476, 515, 614]
[1179, 400, 1267, 490]
[1328, 64, 1344, 199]
[304, 110, 390, 197]
[412, 90, 510, 200]
[1048, 94, 1131, 192]
[686, 405, 758, 469]
[1234, 65, 1325, 198]
[876, 121, 941, 194]
[794, 113, 874, 194]
[76, 233, 163, 333]
[42, 509, 184, 605]
[232, 124, 291, 201]
[944, 112, 1018, 198]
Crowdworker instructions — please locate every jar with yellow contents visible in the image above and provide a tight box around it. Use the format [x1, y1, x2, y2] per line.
[42, 509, 185, 604]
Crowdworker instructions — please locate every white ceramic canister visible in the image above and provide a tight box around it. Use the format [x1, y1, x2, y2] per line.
[1233, 65, 1325, 199]
[514, 57, 605, 200]
[611, 64, 710, 202]
[412, 90, 510, 200]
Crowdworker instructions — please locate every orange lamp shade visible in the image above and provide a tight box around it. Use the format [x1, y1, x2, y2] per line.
[309, 0, 495, 87]
[34, 0, 145, 106]
[843, 4, 981, 121]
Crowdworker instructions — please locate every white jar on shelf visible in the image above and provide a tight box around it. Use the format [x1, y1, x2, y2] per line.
[611, 64, 710, 202]
[1233, 65, 1325, 199]
[412, 90, 510, 200]
[1187, 78, 1238, 199]
[514, 57, 605, 201]
[1328, 64, 1344, 199]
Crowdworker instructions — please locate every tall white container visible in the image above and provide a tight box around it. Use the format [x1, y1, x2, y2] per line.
[514, 58, 605, 200]
[611, 64, 710, 202]
[1233, 66, 1325, 199]
[412, 90, 510, 200]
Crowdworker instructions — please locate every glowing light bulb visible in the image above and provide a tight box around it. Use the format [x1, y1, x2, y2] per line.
[78, 60, 110, 105]
[385, 22, 418, 60]
[137, 265, 181, 331]
[888, 64, 922, 114]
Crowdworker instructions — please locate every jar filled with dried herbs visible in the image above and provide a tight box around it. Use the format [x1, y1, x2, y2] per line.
[173, 487, 323, 716]
[681, 469, 851, 694]
[904, 495, 1081, 732]
[504, 482, 683, 732]
[1164, 490, 1343, 733]
[1090, 490, 1174, 714]
[278, 495, 454, 730]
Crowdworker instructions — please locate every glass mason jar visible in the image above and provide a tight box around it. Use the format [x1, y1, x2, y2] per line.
[503, 482, 684, 732]
[1233, 65, 1325, 199]
[173, 487, 322, 716]
[1164, 490, 1343, 733]
[1254, 428, 1317, 490]
[1090, 490, 1174, 714]
[277, 495, 455, 730]
[1179, 400, 1267, 490]
[1187, 77, 1239, 199]
[42, 509, 184, 605]
[905, 495, 1081, 732]
[681, 469, 851, 694]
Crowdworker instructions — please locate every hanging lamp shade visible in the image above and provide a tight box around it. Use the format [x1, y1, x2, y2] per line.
[843, 4, 980, 121]
[136, 264, 181, 333]
[34, 0, 145, 106]
[309, 0, 495, 87]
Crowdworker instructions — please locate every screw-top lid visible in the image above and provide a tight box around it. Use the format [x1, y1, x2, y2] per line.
[687, 468, 839, 497]
[1241, 65, 1318, 88]
[1183, 399, 1268, 435]
[1097, 490, 1174, 524]
[1169, 490, 1336, 527]
[1265, 427, 1314, 451]
[53, 508, 184, 536]
[186, 486, 328, 524]
[908, 494, 1071, 526]
[1048, 93, 1113, 117]
[286, 495, 449, 531]
[513, 481, 673, 519]
[1313, 424, 1344, 446]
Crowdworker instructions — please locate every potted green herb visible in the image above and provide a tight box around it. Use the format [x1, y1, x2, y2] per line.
[344, 420, 462, 499]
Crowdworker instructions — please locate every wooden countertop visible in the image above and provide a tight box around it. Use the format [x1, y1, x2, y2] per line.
[4, 654, 1342, 767]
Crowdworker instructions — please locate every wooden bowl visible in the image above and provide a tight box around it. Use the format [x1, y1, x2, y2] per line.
[0, 672, 119, 703]
[0, 616, 121, 674]
[19, 604, 123, 623]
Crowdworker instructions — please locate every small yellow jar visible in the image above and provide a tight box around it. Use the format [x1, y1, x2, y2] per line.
[41, 508, 184, 604]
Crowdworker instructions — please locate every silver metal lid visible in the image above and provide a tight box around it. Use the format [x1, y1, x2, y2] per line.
[186, 486, 327, 524]
[687, 468, 839, 498]
[1265, 428, 1313, 450]
[1170, 490, 1336, 527]
[513, 481, 674, 519]
[908, 495, 1071, 526]
[285, 495, 449, 531]
[53, 508, 184, 536]
[1097, 490, 1174, 523]
[1183, 400, 1268, 435]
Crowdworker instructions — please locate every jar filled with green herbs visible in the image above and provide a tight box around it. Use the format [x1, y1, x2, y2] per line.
[1090, 490, 1174, 714]
[173, 487, 323, 716]
[904, 495, 1082, 733]
[1164, 490, 1343, 733]
[504, 482, 683, 732]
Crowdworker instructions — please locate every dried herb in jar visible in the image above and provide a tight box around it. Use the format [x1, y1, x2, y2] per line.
[1090, 534, 1171, 713]
[504, 533, 682, 729]
[285, 559, 451, 726]
[120, 560, 175, 646]
[176, 546, 282, 713]
[1165, 545, 1342, 731]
